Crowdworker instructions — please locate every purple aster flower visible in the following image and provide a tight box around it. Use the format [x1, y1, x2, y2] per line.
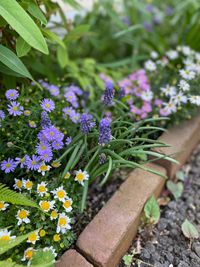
[36, 142, 51, 155]
[52, 140, 64, 150]
[49, 85, 60, 96]
[41, 99, 55, 113]
[1, 158, 16, 173]
[103, 81, 115, 106]
[41, 111, 52, 129]
[62, 107, 75, 116]
[41, 126, 64, 142]
[0, 110, 5, 120]
[39, 150, 53, 162]
[118, 87, 125, 99]
[5, 89, 19, 100]
[7, 101, 23, 116]
[66, 136, 72, 145]
[25, 155, 41, 171]
[64, 91, 79, 108]
[15, 156, 27, 168]
[80, 113, 96, 134]
[69, 110, 80, 124]
[154, 99, 163, 107]
[28, 120, 37, 128]
[98, 118, 112, 146]
[64, 85, 83, 96]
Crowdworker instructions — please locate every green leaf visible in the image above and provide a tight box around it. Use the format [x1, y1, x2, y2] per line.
[0, 45, 33, 79]
[16, 37, 31, 57]
[176, 170, 185, 181]
[181, 219, 199, 239]
[27, 2, 47, 25]
[42, 29, 66, 49]
[0, 62, 23, 77]
[166, 181, 183, 200]
[123, 254, 133, 266]
[31, 249, 55, 267]
[57, 45, 69, 68]
[63, 0, 82, 9]
[0, 0, 48, 54]
[144, 196, 160, 224]
[65, 24, 91, 42]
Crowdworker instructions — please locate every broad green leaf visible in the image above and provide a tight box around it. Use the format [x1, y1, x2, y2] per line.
[16, 37, 31, 57]
[0, 62, 23, 77]
[31, 249, 55, 267]
[181, 219, 199, 239]
[144, 196, 160, 224]
[167, 181, 183, 200]
[57, 45, 69, 68]
[42, 29, 66, 49]
[0, 0, 48, 54]
[27, 2, 47, 25]
[176, 170, 185, 181]
[0, 45, 33, 80]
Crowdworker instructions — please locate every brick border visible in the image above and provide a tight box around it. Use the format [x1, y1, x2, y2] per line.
[56, 112, 200, 267]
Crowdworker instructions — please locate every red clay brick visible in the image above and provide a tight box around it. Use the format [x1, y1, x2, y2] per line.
[56, 249, 93, 267]
[77, 163, 166, 267]
[153, 112, 200, 178]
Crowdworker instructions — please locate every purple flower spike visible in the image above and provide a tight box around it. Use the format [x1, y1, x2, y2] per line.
[5, 89, 19, 101]
[103, 81, 115, 106]
[98, 118, 112, 146]
[1, 158, 16, 173]
[119, 87, 125, 99]
[41, 99, 55, 113]
[41, 111, 52, 129]
[80, 113, 96, 134]
[7, 101, 23, 116]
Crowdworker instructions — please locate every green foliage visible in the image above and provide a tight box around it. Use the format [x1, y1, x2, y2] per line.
[166, 181, 184, 200]
[144, 196, 160, 224]
[30, 249, 55, 267]
[123, 254, 133, 267]
[181, 219, 199, 239]
[0, 183, 39, 209]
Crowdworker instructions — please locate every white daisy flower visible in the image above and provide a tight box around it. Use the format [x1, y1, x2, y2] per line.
[27, 230, 39, 245]
[178, 80, 190, 92]
[163, 101, 177, 114]
[179, 69, 195, 80]
[37, 181, 48, 196]
[182, 46, 192, 56]
[39, 200, 55, 212]
[166, 50, 178, 60]
[144, 60, 157, 71]
[51, 186, 67, 202]
[0, 229, 16, 241]
[172, 92, 187, 106]
[50, 209, 58, 220]
[160, 85, 176, 97]
[43, 246, 57, 257]
[38, 163, 51, 176]
[13, 178, 23, 190]
[75, 170, 89, 186]
[189, 95, 200, 106]
[0, 201, 9, 211]
[141, 91, 154, 101]
[22, 247, 34, 262]
[150, 51, 158, 59]
[16, 209, 30, 225]
[22, 179, 33, 191]
[56, 213, 71, 234]
[63, 197, 73, 212]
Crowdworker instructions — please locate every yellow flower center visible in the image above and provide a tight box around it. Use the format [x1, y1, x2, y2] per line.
[51, 210, 58, 219]
[39, 165, 48, 171]
[31, 160, 36, 165]
[16, 180, 22, 188]
[39, 229, 46, 237]
[57, 190, 65, 199]
[0, 235, 10, 241]
[40, 201, 50, 211]
[76, 173, 84, 181]
[64, 172, 70, 179]
[20, 158, 25, 163]
[63, 200, 71, 209]
[25, 250, 33, 259]
[41, 145, 46, 150]
[28, 232, 37, 242]
[53, 234, 60, 242]
[50, 131, 54, 136]
[52, 161, 61, 168]
[45, 103, 50, 108]
[59, 217, 67, 226]
[13, 106, 18, 111]
[0, 202, 5, 209]
[18, 210, 28, 219]
[38, 185, 46, 192]
[6, 163, 11, 168]
[26, 181, 33, 189]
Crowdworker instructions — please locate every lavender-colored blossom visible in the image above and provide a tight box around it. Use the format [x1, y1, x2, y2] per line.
[0, 110, 5, 120]
[1, 158, 16, 173]
[36, 142, 51, 155]
[103, 80, 115, 105]
[52, 140, 64, 150]
[118, 87, 125, 99]
[65, 136, 72, 145]
[143, 21, 152, 32]
[62, 107, 75, 116]
[41, 111, 52, 129]
[7, 101, 23, 116]
[5, 89, 19, 100]
[64, 85, 83, 96]
[25, 155, 41, 171]
[41, 126, 64, 142]
[154, 99, 163, 107]
[69, 110, 80, 124]
[64, 91, 79, 108]
[49, 85, 60, 96]
[28, 120, 36, 128]
[39, 150, 53, 162]
[41, 99, 55, 113]
[98, 118, 112, 146]
[166, 6, 173, 16]
[15, 156, 27, 168]
[80, 113, 96, 134]
[99, 153, 107, 165]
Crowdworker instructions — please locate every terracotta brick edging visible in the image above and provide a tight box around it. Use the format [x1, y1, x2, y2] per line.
[57, 112, 200, 267]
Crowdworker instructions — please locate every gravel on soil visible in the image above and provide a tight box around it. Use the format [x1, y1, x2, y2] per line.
[120, 144, 200, 267]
